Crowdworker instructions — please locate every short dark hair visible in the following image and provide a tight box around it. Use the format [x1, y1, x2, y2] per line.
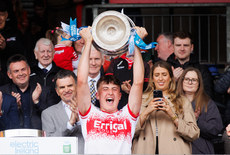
[54, 69, 77, 88]
[158, 32, 173, 43]
[97, 75, 121, 89]
[173, 31, 193, 44]
[7, 54, 29, 72]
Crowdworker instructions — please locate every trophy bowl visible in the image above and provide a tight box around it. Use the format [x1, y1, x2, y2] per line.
[92, 10, 133, 56]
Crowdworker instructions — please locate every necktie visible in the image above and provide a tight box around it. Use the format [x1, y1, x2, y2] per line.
[90, 79, 96, 104]
[42, 68, 48, 74]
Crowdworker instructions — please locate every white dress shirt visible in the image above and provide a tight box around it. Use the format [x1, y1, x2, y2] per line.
[38, 62, 52, 72]
[62, 101, 80, 130]
[87, 72, 101, 92]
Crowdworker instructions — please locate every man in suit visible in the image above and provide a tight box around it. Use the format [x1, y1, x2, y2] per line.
[30, 38, 62, 105]
[0, 91, 20, 131]
[87, 45, 104, 107]
[41, 69, 84, 154]
[0, 54, 53, 129]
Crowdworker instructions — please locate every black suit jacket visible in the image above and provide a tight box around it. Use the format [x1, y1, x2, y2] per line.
[30, 62, 62, 104]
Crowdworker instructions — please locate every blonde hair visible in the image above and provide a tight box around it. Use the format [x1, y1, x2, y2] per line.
[144, 61, 184, 114]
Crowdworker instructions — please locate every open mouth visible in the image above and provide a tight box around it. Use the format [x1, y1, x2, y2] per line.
[106, 98, 114, 103]
[158, 82, 165, 86]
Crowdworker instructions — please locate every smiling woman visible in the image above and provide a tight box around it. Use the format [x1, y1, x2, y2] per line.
[177, 67, 223, 154]
[132, 61, 200, 154]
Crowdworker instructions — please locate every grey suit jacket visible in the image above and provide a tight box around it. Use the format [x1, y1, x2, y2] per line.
[41, 101, 84, 154]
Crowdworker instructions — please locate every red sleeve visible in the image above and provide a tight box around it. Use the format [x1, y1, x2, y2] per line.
[103, 59, 111, 73]
[128, 104, 139, 118]
[70, 47, 78, 60]
[79, 104, 91, 117]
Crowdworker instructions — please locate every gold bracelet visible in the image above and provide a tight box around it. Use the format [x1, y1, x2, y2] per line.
[171, 115, 178, 121]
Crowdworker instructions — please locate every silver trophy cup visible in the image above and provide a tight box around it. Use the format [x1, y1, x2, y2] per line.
[92, 10, 135, 56]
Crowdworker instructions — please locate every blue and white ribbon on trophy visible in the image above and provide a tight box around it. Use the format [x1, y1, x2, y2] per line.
[128, 28, 158, 56]
[61, 18, 87, 42]
[61, 17, 157, 55]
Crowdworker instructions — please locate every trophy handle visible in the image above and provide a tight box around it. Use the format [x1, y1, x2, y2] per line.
[122, 14, 136, 28]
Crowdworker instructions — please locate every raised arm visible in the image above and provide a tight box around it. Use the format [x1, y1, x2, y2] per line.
[128, 27, 146, 116]
[77, 27, 92, 114]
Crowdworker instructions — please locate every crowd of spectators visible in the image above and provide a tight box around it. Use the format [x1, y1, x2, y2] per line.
[1, 0, 230, 154]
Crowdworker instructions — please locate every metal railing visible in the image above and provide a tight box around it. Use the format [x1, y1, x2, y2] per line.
[128, 14, 226, 64]
[83, 4, 227, 64]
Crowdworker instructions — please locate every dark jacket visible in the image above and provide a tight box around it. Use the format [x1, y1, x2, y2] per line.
[214, 68, 230, 94]
[0, 93, 20, 131]
[30, 62, 61, 88]
[0, 23, 25, 74]
[30, 62, 62, 104]
[0, 71, 10, 86]
[167, 53, 214, 99]
[214, 67, 230, 125]
[0, 80, 56, 130]
[191, 99, 223, 154]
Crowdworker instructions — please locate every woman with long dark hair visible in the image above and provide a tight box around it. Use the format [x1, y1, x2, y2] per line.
[177, 67, 223, 154]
